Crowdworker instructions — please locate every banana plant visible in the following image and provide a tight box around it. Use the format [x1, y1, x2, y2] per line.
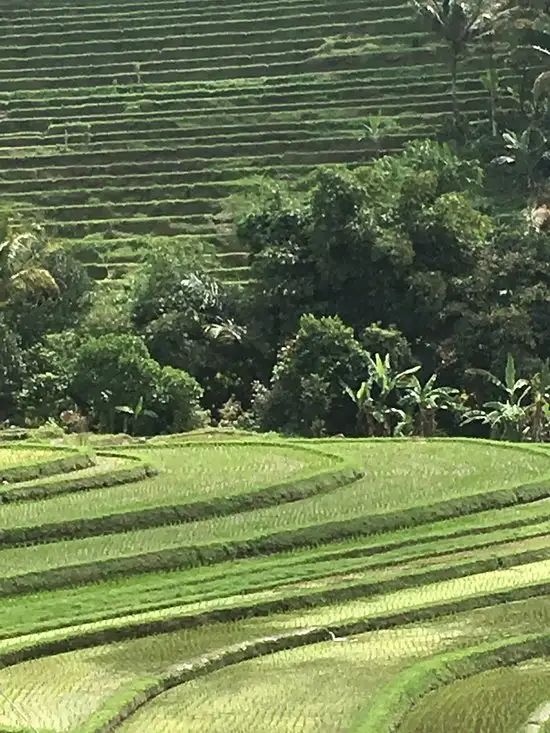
[492, 126, 548, 191]
[368, 352, 421, 396]
[462, 354, 531, 441]
[115, 396, 158, 435]
[343, 353, 420, 436]
[399, 373, 462, 437]
[341, 376, 377, 436]
[359, 112, 400, 157]
[526, 360, 550, 442]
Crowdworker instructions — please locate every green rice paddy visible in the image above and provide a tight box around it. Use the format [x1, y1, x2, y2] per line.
[0, 0, 506, 283]
[0, 433, 550, 732]
[0, 1, 546, 729]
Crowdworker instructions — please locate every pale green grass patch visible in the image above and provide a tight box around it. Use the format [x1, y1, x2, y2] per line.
[0, 446, 73, 468]
[0, 443, 328, 529]
[270, 558, 550, 630]
[0, 644, 135, 732]
[3, 455, 132, 490]
[3, 558, 550, 657]
[3, 514, 550, 639]
[1, 441, 546, 580]
[116, 625, 467, 733]
[398, 659, 550, 733]
[3, 598, 550, 733]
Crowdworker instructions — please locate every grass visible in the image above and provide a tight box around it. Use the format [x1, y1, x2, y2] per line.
[2, 510, 550, 639]
[114, 625, 468, 733]
[0, 440, 545, 577]
[398, 660, 550, 733]
[2, 595, 550, 733]
[0, 0, 512, 277]
[1, 436, 550, 731]
[0, 442, 332, 531]
[0, 446, 71, 468]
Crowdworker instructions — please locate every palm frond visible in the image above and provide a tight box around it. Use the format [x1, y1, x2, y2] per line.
[465, 366, 505, 392]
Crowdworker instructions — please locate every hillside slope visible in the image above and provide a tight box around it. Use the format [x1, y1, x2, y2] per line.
[0, 0, 500, 282]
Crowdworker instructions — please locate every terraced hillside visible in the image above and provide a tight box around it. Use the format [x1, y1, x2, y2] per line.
[0, 0, 506, 283]
[3, 435, 550, 732]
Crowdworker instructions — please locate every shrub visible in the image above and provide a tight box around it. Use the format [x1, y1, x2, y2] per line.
[71, 334, 160, 432]
[152, 365, 208, 433]
[258, 314, 369, 436]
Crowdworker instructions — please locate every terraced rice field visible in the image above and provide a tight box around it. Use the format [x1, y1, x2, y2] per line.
[0, 0, 510, 283]
[2, 435, 550, 732]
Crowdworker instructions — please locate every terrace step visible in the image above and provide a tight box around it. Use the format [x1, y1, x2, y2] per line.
[0, 0, 515, 281]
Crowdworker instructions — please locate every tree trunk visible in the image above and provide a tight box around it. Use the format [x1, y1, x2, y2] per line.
[451, 44, 459, 122]
[488, 43, 498, 138]
[420, 409, 436, 437]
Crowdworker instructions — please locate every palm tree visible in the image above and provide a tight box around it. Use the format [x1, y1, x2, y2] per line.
[480, 67, 501, 138]
[0, 222, 58, 305]
[400, 373, 463, 436]
[411, 0, 507, 120]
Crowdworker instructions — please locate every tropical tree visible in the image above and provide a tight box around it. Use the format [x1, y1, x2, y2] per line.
[359, 112, 400, 157]
[0, 222, 58, 305]
[342, 376, 378, 436]
[343, 353, 420, 436]
[525, 360, 550, 442]
[480, 67, 502, 137]
[115, 396, 158, 435]
[399, 373, 463, 436]
[411, 0, 507, 120]
[462, 353, 531, 440]
[492, 126, 548, 192]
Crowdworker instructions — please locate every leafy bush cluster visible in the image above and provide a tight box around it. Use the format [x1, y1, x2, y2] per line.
[5, 140, 550, 438]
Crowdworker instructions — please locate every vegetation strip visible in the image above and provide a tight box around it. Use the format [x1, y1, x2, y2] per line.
[0, 452, 156, 504]
[2, 472, 548, 595]
[0, 511, 545, 643]
[0, 446, 93, 488]
[0, 462, 361, 548]
[17, 613, 550, 733]
[351, 634, 550, 733]
[3, 566, 550, 679]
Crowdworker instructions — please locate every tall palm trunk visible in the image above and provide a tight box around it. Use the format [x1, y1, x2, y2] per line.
[486, 37, 498, 137]
[450, 42, 460, 121]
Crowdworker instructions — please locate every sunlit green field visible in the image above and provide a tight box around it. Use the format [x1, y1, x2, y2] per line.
[2, 434, 550, 733]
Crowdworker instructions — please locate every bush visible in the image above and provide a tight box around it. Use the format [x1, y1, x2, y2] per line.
[258, 314, 370, 436]
[71, 334, 160, 432]
[8, 248, 91, 346]
[16, 331, 80, 425]
[152, 366, 208, 434]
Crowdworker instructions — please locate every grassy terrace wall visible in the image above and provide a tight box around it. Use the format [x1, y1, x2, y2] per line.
[0, 0, 501, 283]
[2, 435, 550, 731]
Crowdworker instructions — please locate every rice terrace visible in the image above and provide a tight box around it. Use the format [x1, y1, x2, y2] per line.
[4, 0, 550, 731]
[4, 435, 550, 732]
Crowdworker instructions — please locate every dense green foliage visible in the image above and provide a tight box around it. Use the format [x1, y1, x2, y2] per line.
[5, 4, 550, 733]
[3, 0, 550, 439]
[4, 139, 550, 438]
